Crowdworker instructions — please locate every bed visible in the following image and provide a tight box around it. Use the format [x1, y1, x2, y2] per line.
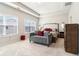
[39, 23, 59, 42]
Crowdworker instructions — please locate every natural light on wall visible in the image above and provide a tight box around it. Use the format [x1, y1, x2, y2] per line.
[61, 22, 65, 31]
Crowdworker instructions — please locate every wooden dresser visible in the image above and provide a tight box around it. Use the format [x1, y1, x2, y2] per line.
[64, 24, 79, 54]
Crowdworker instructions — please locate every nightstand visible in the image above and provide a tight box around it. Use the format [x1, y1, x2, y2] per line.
[59, 32, 64, 38]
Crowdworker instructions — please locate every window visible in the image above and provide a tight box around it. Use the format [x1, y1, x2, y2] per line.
[0, 16, 18, 36]
[0, 16, 4, 35]
[0, 26, 4, 35]
[0, 16, 3, 25]
[25, 19, 37, 33]
[5, 16, 18, 35]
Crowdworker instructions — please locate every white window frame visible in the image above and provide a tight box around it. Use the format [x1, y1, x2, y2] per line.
[0, 16, 18, 37]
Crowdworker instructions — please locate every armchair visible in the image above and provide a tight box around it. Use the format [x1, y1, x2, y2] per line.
[29, 31, 52, 46]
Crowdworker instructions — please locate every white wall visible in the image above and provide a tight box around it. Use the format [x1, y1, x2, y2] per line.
[0, 3, 39, 47]
[39, 7, 70, 32]
[68, 2, 79, 24]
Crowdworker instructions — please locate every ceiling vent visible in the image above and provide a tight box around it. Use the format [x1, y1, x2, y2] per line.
[65, 2, 72, 6]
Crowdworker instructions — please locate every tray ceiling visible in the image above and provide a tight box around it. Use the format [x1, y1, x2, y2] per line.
[22, 2, 71, 15]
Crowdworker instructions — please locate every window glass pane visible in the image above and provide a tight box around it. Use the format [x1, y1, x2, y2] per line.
[25, 26, 30, 32]
[6, 26, 17, 34]
[30, 26, 35, 32]
[5, 16, 17, 25]
[0, 16, 3, 24]
[0, 25, 4, 35]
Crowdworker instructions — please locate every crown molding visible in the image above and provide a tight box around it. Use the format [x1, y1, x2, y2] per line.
[1, 2, 40, 18]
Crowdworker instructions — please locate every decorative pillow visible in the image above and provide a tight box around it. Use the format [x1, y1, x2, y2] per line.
[36, 31, 44, 36]
[44, 28, 52, 32]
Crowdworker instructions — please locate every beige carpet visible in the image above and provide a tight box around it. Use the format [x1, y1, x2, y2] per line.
[0, 38, 76, 56]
